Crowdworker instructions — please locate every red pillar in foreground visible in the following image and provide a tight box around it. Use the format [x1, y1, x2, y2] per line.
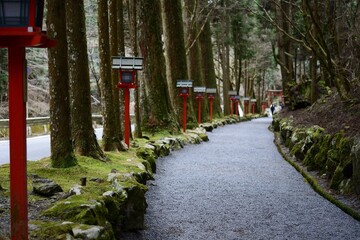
[9, 47, 28, 240]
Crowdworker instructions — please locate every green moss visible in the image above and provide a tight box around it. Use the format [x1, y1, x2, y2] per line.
[312, 134, 333, 172]
[136, 147, 157, 173]
[29, 221, 74, 240]
[330, 166, 345, 190]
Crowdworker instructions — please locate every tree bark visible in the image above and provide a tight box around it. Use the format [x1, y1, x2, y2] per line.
[199, 17, 222, 118]
[275, 0, 294, 103]
[117, 0, 125, 136]
[109, 0, 124, 145]
[139, 0, 178, 132]
[161, 0, 195, 127]
[66, 0, 106, 161]
[127, 0, 142, 138]
[184, 0, 208, 122]
[97, 0, 122, 151]
[47, 0, 77, 168]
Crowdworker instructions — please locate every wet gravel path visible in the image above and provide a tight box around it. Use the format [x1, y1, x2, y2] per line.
[120, 118, 360, 240]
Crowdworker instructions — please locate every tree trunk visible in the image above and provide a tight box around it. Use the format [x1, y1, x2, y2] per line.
[139, 0, 178, 132]
[310, 55, 318, 103]
[66, 0, 106, 161]
[127, 0, 142, 138]
[199, 18, 222, 118]
[46, 0, 77, 168]
[161, 0, 195, 127]
[184, 0, 208, 123]
[109, 0, 124, 145]
[117, 0, 125, 136]
[275, 0, 294, 103]
[97, 0, 122, 151]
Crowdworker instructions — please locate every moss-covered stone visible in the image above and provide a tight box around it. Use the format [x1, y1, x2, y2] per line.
[312, 134, 332, 172]
[121, 185, 148, 231]
[136, 146, 157, 173]
[30, 221, 115, 240]
[43, 196, 108, 226]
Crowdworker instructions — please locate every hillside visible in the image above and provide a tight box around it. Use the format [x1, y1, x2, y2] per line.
[278, 86, 360, 139]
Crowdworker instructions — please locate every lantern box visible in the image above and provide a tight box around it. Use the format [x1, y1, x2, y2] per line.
[206, 88, 216, 99]
[177, 80, 193, 97]
[194, 86, 205, 99]
[117, 70, 136, 88]
[112, 56, 143, 88]
[0, 0, 55, 48]
[228, 90, 237, 96]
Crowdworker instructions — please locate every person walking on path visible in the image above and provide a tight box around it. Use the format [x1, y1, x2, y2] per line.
[270, 104, 275, 115]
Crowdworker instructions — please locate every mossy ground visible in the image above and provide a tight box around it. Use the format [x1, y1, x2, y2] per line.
[0, 116, 260, 239]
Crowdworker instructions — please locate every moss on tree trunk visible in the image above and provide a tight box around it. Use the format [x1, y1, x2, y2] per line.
[139, 0, 178, 132]
[66, 0, 106, 161]
[47, 0, 77, 168]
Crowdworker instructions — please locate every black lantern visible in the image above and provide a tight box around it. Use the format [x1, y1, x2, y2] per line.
[0, 0, 44, 29]
[120, 71, 135, 84]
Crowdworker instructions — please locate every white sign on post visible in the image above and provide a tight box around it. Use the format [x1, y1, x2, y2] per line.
[194, 86, 206, 93]
[112, 56, 144, 70]
[176, 80, 193, 88]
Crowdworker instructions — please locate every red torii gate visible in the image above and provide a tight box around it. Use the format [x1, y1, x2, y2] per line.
[267, 89, 283, 107]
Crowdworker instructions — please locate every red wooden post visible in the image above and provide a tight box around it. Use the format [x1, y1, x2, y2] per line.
[8, 47, 28, 240]
[124, 87, 130, 147]
[230, 98, 234, 116]
[182, 95, 187, 132]
[235, 100, 239, 116]
[197, 98, 201, 124]
[209, 98, 213, 123]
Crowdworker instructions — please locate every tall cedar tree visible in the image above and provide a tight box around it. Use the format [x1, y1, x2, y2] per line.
[274, 0, 293, 104]
[139, 0, 178, 132]
[215, 0, 231, 115]
[98, 0, 123, 151]
[47, 0, 77, 167]
[127, 0, 142, 138]
[184, 0, 209, 123]
[65, 0, 106, 160]
[117, 0, 125, 135]
[198, 3, 222, 118]
[109, 0, 123, 145]
[160, 0, 196, 127]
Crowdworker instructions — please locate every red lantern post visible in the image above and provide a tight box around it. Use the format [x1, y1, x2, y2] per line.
[206, 88, 216, 123]
[243, 97, 249, 115]
[235, 96, 240, 116]
[112, 57, 143, 148]
[194, 86, 206, 124]
[177, 80, 193, 132]
[0, 1, 55, 239]
[251, 99, 257, 114]
[261, 101, 267, 113]
[228, 91, 237, 116]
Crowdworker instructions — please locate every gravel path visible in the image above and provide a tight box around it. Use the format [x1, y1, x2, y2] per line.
[120, 118, 360, 240]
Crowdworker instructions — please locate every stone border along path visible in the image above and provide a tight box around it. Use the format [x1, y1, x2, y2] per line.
[120, 117, 360, 240]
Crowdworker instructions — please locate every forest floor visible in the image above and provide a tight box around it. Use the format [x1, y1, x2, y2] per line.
[278, 86, 360, 139]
